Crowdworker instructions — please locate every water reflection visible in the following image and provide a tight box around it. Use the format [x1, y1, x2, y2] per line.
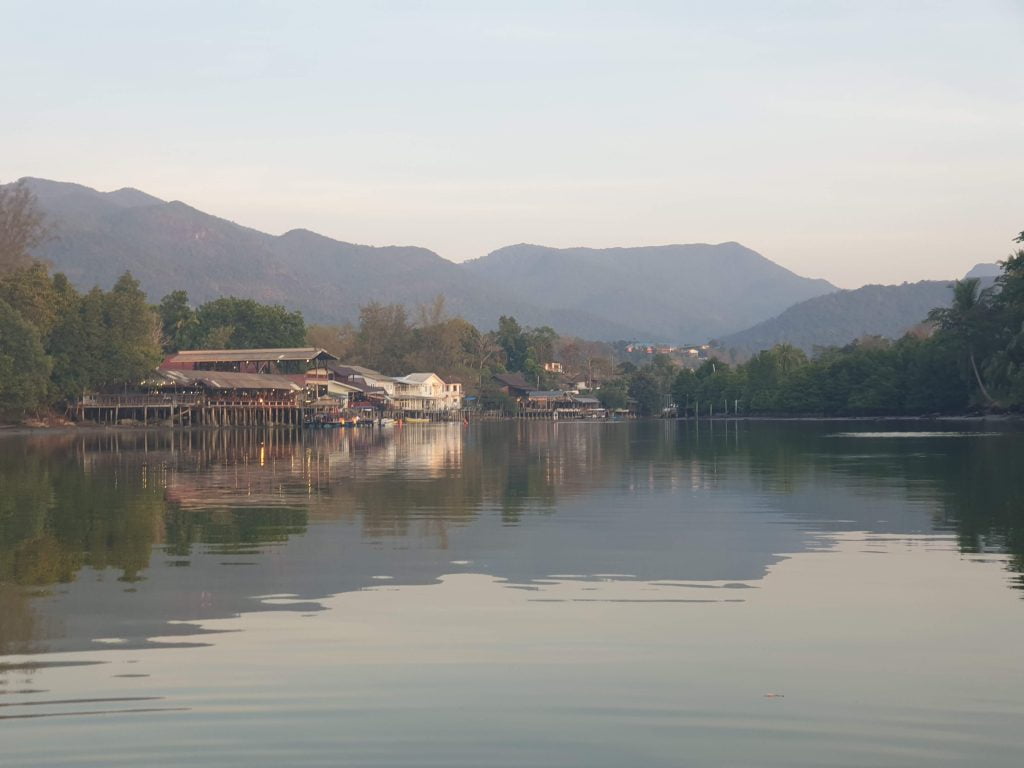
[1, 421, 1023, 659]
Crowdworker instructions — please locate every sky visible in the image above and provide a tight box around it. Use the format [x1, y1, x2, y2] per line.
[3, 0, 1023, 288]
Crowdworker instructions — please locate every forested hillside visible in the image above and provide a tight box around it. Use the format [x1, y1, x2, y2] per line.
[16, 178, 834, 342]
[717, 281, 955, 355]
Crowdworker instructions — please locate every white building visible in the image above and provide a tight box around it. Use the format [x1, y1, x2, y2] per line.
[393, 373, 462, 412]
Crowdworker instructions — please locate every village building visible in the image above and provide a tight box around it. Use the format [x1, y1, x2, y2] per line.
[161, 347, 337, 375]
[492, 372, 534, 401]
[79, 346, 463, 426]
[443, 380, 464, 411]
[391, 373, 464, 414]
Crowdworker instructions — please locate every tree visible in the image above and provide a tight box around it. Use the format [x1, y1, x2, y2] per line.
[157, 290, 196, 353]
[629, 371, 661, 416]
[0, 262, 59, 337]
[191, 297, 306, 350]
[597, 381, 628, 410]
[48, 275, 161, 398]
[105, 273, 163, 386]
[928, 278, 996, 405]
[496, 315, 529, 372]
[0, 298, 51, 415]
[0, 181, 48, 275]
[772, 343, 807, 375]
[355, 302, 410, 374]
[306, 322, 357, 359]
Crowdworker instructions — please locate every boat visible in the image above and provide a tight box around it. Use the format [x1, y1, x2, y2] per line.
[403, 417, 430, 424]
[305, 413, 343, 428]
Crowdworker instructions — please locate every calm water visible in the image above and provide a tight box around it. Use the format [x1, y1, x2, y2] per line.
[2, 421, 1024, 767]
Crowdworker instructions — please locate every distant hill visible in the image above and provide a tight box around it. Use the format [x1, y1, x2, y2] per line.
[965, 262, 1001, 280]
[17, 177, 834, 341]
[22, 178, 635, 336]
[716, 281, 956, 355]
[464, 243, 834, 341]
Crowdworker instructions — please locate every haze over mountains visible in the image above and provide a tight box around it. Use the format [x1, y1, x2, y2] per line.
[716, 281, 956, 355]
[18, 178, 836, 343]
[13, 178, 980, 351]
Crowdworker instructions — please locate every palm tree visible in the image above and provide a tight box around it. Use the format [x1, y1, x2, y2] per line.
[928, 278, 995, 405]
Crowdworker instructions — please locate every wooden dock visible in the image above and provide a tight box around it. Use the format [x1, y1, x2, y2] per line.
[77, 394, 317, 427]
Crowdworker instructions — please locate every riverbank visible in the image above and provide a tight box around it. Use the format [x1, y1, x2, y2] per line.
[4, 411, 1023, 440]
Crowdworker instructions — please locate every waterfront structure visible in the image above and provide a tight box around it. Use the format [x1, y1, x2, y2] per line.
[161, 347, 337, 374]
[75, 347, 465, 426]
[492, 372, 534, 400]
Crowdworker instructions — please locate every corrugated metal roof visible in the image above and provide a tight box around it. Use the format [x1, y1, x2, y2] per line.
[165, 348, 337, 364]
[194, 372, 304, 391]
[151, 370, 303, 391]
[493, 372, 533, 390]
[327, 363, 394, 381]
[528, 390, 567, 399]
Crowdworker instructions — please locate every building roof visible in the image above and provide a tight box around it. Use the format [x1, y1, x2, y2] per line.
[528, 390, 566, 399]
[164, 347, 337, 365]
[493, 372, 533, 391]
[151, 370, 304, 392]
[397, 372, 444, 384]
[326, 363, 395, 381]
[574, 396, 601, 405]
[305, 372, 364, 392]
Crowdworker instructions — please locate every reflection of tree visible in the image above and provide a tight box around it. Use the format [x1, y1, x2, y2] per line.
[3, 421, 1024, 603]
[0, 585, 39, 655]
[0, 440, 164, 585]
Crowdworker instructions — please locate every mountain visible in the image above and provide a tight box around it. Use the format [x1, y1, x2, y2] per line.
[464, 243, 835, 342]
[716, 281, 956, 355]
[17, 177, 834, 341]
[23, 177, 628, 334]
[965, 262, 1001, 280]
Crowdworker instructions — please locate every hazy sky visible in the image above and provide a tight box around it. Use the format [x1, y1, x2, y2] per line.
[4, 1, 1022, 287]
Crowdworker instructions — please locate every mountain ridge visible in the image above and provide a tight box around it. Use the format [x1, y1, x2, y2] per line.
[716, 280, 957, 355]
[15, 177, 835, 341]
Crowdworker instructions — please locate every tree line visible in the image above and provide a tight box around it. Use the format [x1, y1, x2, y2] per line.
[669, 231, 1024, 417]
[3, 179, 1022, 420]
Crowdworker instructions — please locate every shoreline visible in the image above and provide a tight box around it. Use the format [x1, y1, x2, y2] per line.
[2, 412, 1022, 439]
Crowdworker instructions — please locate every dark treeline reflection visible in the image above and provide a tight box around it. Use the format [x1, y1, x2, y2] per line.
[2, 420, 1024, 652]
[3, 423, 1024, 586]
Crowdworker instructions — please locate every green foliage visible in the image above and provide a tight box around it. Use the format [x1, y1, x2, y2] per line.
[0, 262, 59, 336]
[190, 296, 306, 350]
[157, 290, 197, 353]
[0, 297, 51, 415]
[669, 334, 973, 417]
[597, 381, 628, 410]
[494, 315, 558, 384]
[355, 302, 411, 375]
[0, 180, 48, 275]
[47, 276, 163, 398]
[628, 371, 662, 416]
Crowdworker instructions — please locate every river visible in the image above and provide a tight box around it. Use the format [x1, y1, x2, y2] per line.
[2, 421, 1023, 766]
